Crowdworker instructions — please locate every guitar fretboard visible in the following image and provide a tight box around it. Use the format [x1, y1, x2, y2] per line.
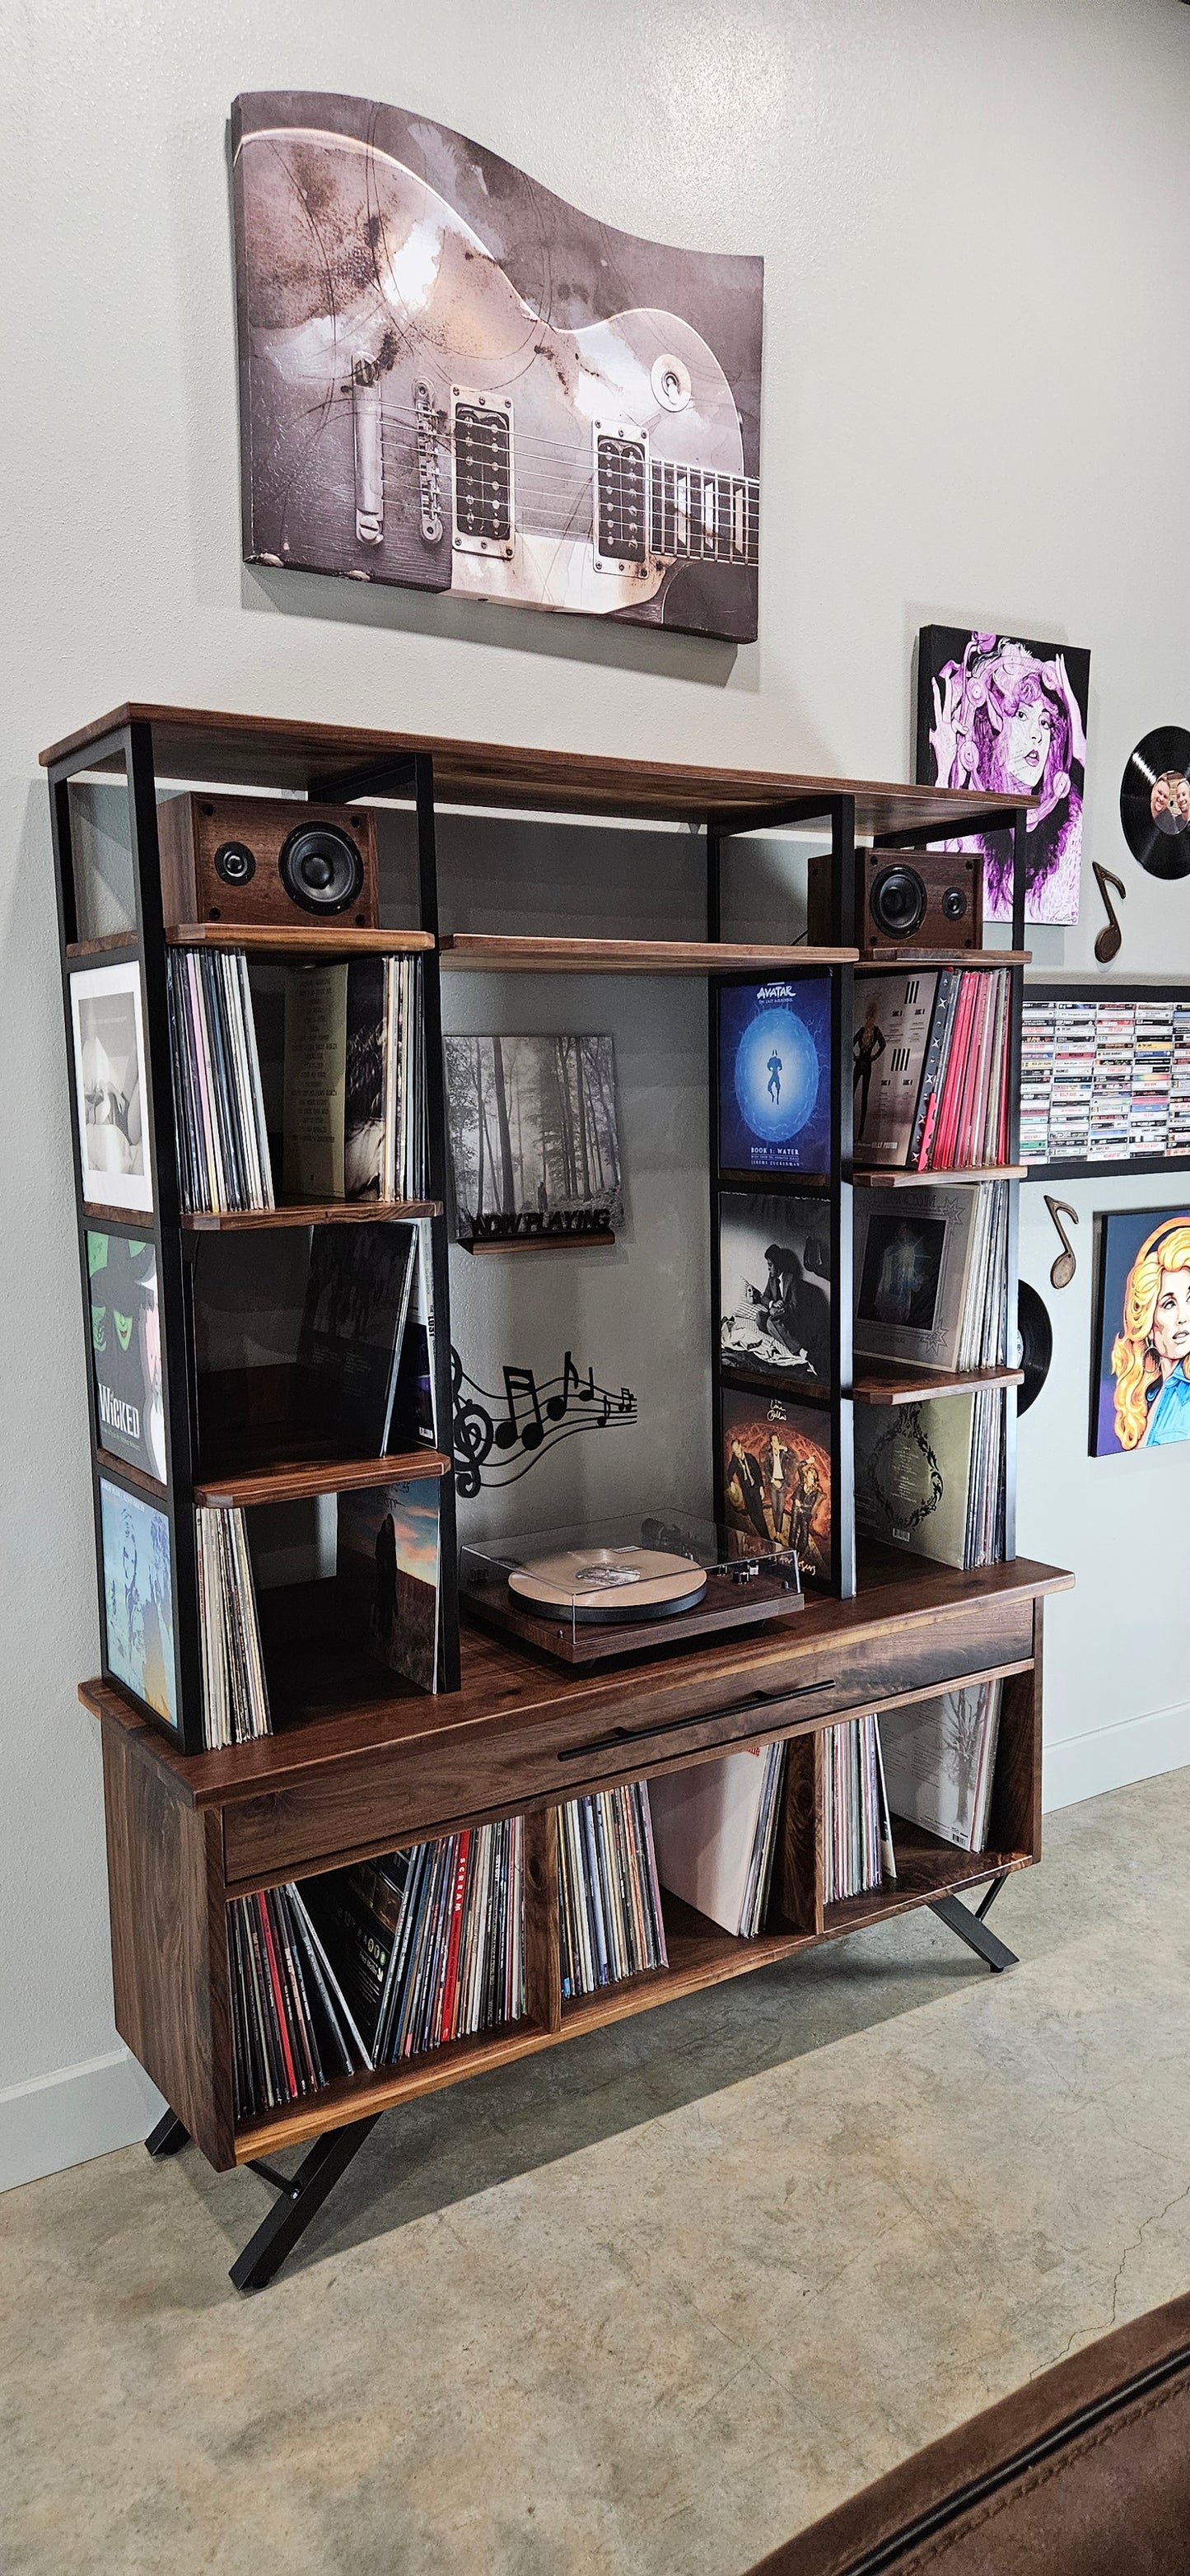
[651, 460, 758, 565]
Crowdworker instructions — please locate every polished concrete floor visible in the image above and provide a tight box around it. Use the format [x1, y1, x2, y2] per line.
[6, 1766, 1190, 2576]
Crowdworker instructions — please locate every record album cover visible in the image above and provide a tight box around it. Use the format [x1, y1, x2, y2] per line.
[721, 1387, 831, 1581]
[853, 1188, 978, 1371]
[444, 1034, 622, 1246]
[294, 1222, 418, 1454]
[70, 961, 152, 1216]
[852, 974, 937, 1166]
[718, 1192, 831, 1384]
[917, 625, 1089, 926]
[87, 1232, 166, 1482]
[337, 1477, 441, 1692]
[718, 979, 832, 1177]
[100, 1476, 177, 1727]
[852, 1397, 974, 1568]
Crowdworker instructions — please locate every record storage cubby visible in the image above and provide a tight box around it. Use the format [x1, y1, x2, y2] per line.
[47, 707, 1071, 2252]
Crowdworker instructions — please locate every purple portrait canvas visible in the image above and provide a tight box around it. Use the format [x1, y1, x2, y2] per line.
[916, 625, 1090, 926]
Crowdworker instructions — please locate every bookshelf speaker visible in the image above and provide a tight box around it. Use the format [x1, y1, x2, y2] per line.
[808, 847, 982, 953]
[156, 793, 380, 930]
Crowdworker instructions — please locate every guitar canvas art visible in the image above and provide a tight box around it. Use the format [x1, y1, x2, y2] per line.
[231, 93, 762, 640]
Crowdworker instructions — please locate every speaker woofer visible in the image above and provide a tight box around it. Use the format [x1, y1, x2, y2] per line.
[870, 861, 928, 940]
[278, 823, 365, 916]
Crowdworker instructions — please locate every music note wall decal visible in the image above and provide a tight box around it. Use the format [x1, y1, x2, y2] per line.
[451, 1346, 637, 1495]
[1092, 862, 1127, 964]
[1044, 1196, 1079, 1290]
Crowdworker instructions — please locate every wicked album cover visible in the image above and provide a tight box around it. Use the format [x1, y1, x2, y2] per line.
[718, 979, 832, 1177]
[87, 1232, 166, 1483]
[718, 1192, 831, 1384]
[721, 1386, 831, 1583]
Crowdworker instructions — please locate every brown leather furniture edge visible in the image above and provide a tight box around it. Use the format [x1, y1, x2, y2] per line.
[744, 2289, 1190, 2574]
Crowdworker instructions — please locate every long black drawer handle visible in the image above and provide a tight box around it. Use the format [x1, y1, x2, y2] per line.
[557, 1679, 838, 1762]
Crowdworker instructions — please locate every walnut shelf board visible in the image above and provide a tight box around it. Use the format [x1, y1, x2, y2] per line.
[166, 924, 434, 954]
[460, 1231, 617, 1254]
[851, 1166, 1026, 1189]
[440, 935, 856, 973]
[41, 704, 1038, 838]
[856, 950, 1031, 970]
[180, 1201, 441, 1231]
[95, 1449, 168, 1501]
[79, 1552, 1072, 1815]
[193, 1450, 450, 1507]
[852, 1363, 1025, 1407]
[66, 933, 142, 958]
[231, 1839, 1029, 2161]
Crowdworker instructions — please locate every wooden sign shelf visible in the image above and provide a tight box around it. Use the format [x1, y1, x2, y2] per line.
[44, 705, 1067, 2292]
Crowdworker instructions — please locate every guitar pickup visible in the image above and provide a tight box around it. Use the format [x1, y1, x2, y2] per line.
[592, 424, 649, 572]
[451, 387, 515, 558]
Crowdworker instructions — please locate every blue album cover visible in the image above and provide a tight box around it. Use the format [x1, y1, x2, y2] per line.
[718, 979, 832, 1174]
[100, 1476, 178, 1729]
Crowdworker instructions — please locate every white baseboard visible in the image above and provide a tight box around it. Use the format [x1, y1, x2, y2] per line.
[1043, 1699, 1190, 1813]
[0, 2049, 166, 2194]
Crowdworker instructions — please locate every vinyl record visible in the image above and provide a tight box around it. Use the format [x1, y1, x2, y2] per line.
[1015, 1281, 1053, 1416]
[509, 1546, 707, 1625]
[1120, 728, 1190, 879]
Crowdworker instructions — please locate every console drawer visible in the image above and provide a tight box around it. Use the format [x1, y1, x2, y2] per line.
[222, 1594, 1034, 1888]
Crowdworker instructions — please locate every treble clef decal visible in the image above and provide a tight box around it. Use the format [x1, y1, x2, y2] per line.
[1044, 1196, 1079, 1290]
[1092, 861, 1127, 964]
[450, 1347, 493, 1500]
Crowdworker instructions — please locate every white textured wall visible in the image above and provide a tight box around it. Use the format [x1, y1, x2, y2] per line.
[2, 0, 1189, 2181]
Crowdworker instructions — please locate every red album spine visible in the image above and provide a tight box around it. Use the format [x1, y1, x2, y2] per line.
[439, 1829, 472, 2043]
[257, 1893, 299, 2098]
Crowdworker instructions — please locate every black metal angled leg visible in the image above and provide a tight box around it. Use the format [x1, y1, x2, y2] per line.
[230, 2115, 381, 2294]
[145, 2111, 189, 2158]
[930, 1883, 1018, 1974]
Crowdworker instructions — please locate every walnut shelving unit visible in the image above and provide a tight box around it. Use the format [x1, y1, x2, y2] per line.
[44, 705, 1071, 2291]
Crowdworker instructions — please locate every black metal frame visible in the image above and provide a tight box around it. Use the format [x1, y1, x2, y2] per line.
[930, 1870, 1017, 1973]
[46, 727, 464, 1748]
[143, 2108, 380, 2290]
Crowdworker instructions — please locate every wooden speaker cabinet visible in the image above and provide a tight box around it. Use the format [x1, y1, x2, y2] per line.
[809, 845, 983, 954]
[156, 791, 379, 929]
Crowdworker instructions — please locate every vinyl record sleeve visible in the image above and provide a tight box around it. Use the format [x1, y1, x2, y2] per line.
[853, 1187, 980, 1370]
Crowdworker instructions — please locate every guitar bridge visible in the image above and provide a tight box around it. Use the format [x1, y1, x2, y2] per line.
[592, 425, 649, 573]
[413, 380, 444, 546]
[451, 388, 514, 558]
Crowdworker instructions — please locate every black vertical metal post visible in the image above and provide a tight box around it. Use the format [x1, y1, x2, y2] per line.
[1002, 804, 1029, 1565]
[707, 822, 726, 1525]
[828, 796, 856, 1599]
[413, 754, 461, 1692]
[128, 720, 205, 1747]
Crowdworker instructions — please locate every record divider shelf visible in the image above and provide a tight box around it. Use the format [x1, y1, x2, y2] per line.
[44, 707, 1071, 2291]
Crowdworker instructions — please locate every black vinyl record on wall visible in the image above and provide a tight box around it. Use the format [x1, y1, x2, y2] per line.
[1016, 1281, 1053, 1415]
[1120, 728, 1190, 879]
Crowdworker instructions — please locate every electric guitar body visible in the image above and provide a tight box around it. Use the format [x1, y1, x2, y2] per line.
[233, 96, 763, 639]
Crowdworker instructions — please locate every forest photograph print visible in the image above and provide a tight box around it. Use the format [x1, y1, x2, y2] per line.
[444, 1036, 623, 1248]
[917, 625, 1090, 926]
[1092, 1208, 1190, 1456]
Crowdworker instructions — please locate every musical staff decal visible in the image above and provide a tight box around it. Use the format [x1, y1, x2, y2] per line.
[452, 1346, 637, 1495]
